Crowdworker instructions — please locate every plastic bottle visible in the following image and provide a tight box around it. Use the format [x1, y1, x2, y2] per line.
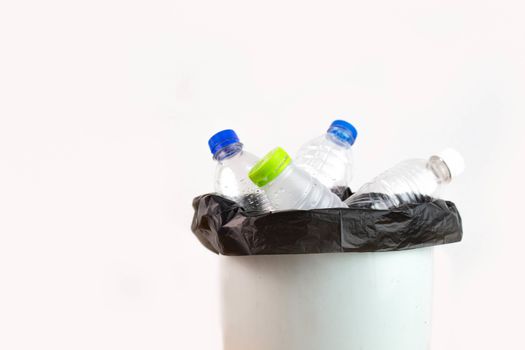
[248, 147, 347, 211]
[209, 129, 272, 212]
[295, 120, 358, 195]
[344, 148, 465, 209]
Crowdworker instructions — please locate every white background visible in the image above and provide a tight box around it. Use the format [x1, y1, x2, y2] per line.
[0, 0, 524, 349]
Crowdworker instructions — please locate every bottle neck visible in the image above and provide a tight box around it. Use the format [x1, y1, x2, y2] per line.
[213, 142, 243, 162]
[427, 155, 452, 184]
[262, 162, 293, 188]
[326, 126, 354, 147]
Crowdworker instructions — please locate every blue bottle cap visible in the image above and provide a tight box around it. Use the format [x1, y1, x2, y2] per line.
[328, 120, 358, 145]
[208, 129, 241, 155]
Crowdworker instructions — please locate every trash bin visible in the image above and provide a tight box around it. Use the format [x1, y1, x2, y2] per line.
[220, 248, 432, 350]
[191, 191, 462, 350]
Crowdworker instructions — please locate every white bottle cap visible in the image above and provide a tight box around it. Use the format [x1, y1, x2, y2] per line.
[437, 148, 465, 178]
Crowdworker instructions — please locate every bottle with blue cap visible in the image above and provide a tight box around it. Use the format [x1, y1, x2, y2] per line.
[345, 148, 465, 209]
[295, 120, 358, 196]
[209, 129, 271, 212]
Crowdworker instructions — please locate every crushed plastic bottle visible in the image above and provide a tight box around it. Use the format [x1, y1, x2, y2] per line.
[209, 129, 272, 212]
[295, 120, 357, 196]
[248, 147, 347, 211]
[344, 148, 465, 209]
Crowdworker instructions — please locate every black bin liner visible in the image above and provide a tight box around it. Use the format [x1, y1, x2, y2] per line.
[191, 189, 462, 256]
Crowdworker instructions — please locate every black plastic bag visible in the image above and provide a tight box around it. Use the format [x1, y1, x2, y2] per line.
[191, 189, 462, 256]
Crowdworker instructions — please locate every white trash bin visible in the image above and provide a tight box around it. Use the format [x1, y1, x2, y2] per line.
[221, 248, 433, 350]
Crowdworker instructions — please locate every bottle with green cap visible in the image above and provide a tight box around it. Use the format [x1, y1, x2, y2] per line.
[208, 129, 272, 212]
[295, 119, 358, 196]
[248, 147, 347, 211]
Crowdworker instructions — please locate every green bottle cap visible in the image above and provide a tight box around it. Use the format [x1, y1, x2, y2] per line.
[249, 147, 292, 187]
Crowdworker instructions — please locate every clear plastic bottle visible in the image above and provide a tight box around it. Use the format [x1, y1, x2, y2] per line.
[295, 120, 358, 195]
[248, 147, 347, 211]
[209, 129, 272, 212]
[344, 149, 465, 209]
